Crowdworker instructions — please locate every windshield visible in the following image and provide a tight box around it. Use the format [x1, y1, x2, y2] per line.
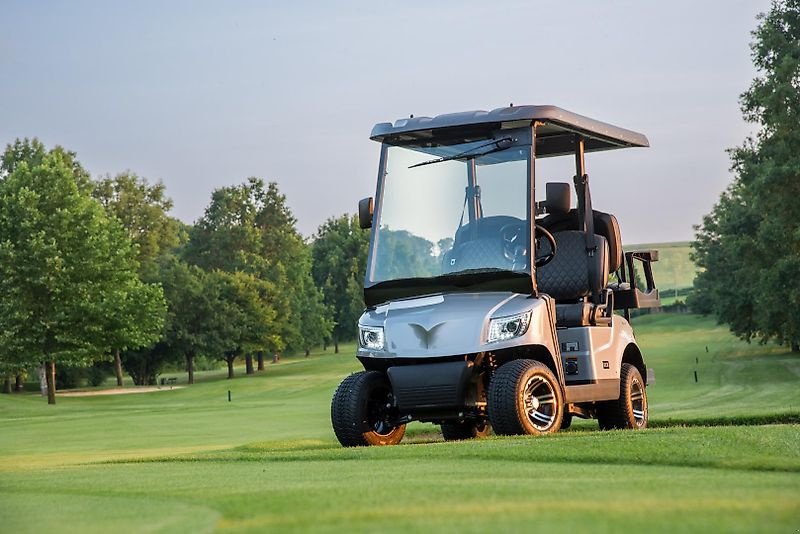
[368, 132, 532, 289]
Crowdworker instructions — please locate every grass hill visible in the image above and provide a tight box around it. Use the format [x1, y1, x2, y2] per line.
[625, 241, 697, 292]
[0, 314, 798, 532]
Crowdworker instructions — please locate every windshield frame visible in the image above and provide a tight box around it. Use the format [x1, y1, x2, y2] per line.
[363, 125, 537, 307]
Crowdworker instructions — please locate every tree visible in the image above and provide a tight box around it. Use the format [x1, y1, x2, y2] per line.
[93, 172, 180, 384]
[203, 270, 279, 379]
[1, 138, 92, 193]
[294, 266, 333, 356]
[93, 172, 182, 270]
[691, 0, 800, 351]
[0, 142, 165, 403]
[102, 276, 168, 386]
[311, 215, 370, 353]
[0, 357, 26, 394]
[150, 257, 216, 384]
[185, 178, 329, 356]
[120, 342, 175, 386]
[254, 181, 331, 355]
[183, 178, 268, 274]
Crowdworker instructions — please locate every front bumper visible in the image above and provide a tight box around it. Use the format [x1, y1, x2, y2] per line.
[387, 360, 473, 412]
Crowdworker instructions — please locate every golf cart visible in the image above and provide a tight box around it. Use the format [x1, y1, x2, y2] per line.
[331, 105, 660, 446]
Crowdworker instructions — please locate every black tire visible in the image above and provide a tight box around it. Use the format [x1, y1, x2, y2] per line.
[597, 363, 648, 430]
[441, 420, 492, 441]
[487, 359, 564, 435]
[331, 371, 406, 447]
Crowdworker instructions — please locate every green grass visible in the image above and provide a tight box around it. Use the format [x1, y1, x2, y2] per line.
[1, 314, 799, 532]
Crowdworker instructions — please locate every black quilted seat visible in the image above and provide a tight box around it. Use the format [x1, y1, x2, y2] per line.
[537, 231, 608, 300]
[536, 230, 609, 327]
[539, 209, 622, 272]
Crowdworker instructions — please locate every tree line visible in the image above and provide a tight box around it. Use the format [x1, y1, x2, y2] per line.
[690, 0, 799, 352]
[0, 139, 370, 403]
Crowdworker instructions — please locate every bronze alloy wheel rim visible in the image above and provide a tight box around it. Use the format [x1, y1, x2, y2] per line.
[631, 377, 646, 427]
[522, 375, 557, 431]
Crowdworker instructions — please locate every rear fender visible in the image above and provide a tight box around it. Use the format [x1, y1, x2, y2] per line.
[622, 343, 648, 385]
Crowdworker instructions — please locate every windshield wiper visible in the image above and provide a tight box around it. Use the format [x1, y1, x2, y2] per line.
[409, 137, 514, 169]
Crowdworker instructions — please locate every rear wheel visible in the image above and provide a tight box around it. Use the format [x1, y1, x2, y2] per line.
[441, 420, 492, 441]
[597, 363, 648, 430]
[488, 359, 564, 435]
[331, 371, 406, 446]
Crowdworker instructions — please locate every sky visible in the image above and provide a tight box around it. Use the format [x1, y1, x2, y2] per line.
[0, 0, 771, 244]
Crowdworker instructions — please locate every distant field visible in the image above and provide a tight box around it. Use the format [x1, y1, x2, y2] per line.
[625, 241, 697, 293]
[1, 314, 798, 533]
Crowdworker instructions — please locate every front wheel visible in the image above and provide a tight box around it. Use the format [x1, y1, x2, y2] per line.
[331, 371, 406, 447]
[597, 363, 648, 430]
[488, 359, 564, 435]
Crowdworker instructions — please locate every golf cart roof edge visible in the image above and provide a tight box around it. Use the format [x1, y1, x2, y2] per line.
[370, 105, 649, 152]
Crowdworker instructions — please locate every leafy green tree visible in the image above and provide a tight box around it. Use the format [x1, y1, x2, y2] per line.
[311, 214, 369, 353]
[0, 143, 165, 403]
[254, 181, 331, 355]
[203, 270, 279, 379]
[0, 358, 26, 394]
[186, 178, 329, 357]
[294, 266, 333, 356]
[102, 276, 168, 386]
[151, 257, 217, 384]
[93, 172, 182, 270]
[184, 179, 268, 274]
[93, 172, 180, 384]
[691, 0, 800, 351]
[119, 342, 173, 386]
[1, 138, 91, 192]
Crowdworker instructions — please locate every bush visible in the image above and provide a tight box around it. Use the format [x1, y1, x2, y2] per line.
[55, 364, 86, 390]
[87, 361, 114, 387]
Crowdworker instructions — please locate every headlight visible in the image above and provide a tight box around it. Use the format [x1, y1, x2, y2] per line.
[488, 311, 531, 343]
[359, 325, 385, 350]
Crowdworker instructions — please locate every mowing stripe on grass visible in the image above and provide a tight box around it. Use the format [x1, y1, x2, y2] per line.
[103, 424, 800, 474]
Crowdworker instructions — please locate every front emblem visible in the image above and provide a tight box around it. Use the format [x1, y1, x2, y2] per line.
[409, 322, 445, 349]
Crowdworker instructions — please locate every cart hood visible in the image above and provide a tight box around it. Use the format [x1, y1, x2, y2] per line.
[358, 292, 548, 358]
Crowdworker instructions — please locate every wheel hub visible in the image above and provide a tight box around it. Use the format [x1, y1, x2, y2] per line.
[523, 376, 556, 431]
[367, 388, 397, 436]
[630, 378, 646, 427]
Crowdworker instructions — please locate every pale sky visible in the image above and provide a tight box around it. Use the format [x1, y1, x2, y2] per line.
[1, 1, 770, 244]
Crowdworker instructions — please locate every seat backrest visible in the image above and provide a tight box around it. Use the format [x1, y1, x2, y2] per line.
[539, 209, 622, 273]
[536, 231, 609, 301]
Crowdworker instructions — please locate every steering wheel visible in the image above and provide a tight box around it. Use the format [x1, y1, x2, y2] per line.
[499, 222, 557, 269]
[534, 226, 557, 267]
[500, 222, 527, 266]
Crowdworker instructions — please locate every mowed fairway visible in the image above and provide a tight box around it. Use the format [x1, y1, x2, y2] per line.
[1, 314, 798, 533]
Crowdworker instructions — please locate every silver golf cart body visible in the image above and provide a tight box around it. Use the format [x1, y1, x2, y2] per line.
[334, 105, 659, 443]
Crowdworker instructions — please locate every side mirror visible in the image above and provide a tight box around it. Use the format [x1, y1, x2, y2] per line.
[358, 197, 374, 229]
